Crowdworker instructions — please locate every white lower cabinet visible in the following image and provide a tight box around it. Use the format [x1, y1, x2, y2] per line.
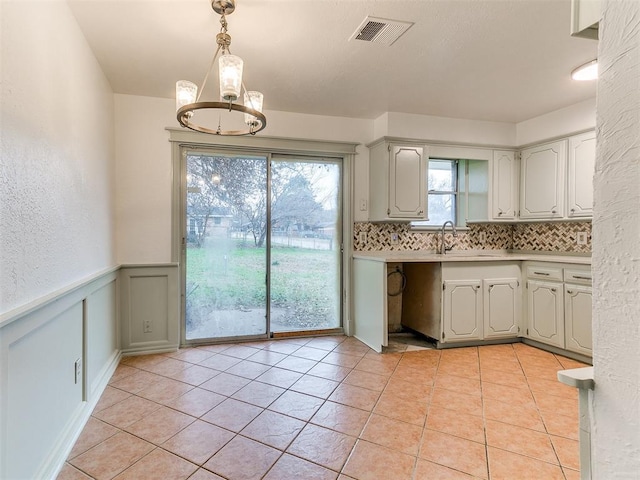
[443, 280, 482, 341]
[564, 284, 593, 356]
[524, 263, 592, 356]
[484, 279, 520, 339]
[441, 263, 521, 344]
[526, 280, 565, 348]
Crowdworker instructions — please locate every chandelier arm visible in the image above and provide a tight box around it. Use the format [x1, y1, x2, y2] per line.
[197, 44, 223, 103]
[241, 81, 253, 107]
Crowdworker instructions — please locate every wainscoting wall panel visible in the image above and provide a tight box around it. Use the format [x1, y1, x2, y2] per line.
[0, 268, 120, 480]
[119, 264, 180, 355]
[86, 280, 118, 398]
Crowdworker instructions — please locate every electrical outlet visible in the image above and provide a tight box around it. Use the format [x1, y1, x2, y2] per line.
[358, 231, 367, 244]
[74, 358, 82, 384]
[359, 199, 368, 211]
[144, 320, 152, 333]
[390, 233, 399, 245]
[478, 232, 487, 244]
[577, 232, 588, 245]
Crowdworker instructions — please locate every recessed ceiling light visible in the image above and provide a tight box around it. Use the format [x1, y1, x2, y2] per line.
[572, 59, 598, 81]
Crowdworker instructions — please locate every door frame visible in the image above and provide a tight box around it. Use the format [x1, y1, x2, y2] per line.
[168, 129, 358, 346]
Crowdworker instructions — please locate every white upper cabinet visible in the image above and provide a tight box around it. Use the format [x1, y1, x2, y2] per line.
[368, 139, 427, 221]
[570, 0, 600, 39]
[491, 150, 519, 220]
[520, 140, 567, 219]
[567, 131, 596, 218]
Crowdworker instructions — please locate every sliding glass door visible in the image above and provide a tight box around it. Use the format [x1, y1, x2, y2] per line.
[270, 156, 342, 333]
[184, 152, 268, 341]
[183, 150, 342, 343]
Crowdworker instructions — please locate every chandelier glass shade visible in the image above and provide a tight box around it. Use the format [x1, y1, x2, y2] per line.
[176, 0, 266, 135]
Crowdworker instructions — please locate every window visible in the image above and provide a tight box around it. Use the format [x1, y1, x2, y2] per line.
[428, 159, 458, 224]
[412, 157, 488, 229]
[413, 159, 461, 227]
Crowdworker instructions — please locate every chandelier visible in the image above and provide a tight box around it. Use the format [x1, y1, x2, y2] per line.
[176, 0, 266, 136]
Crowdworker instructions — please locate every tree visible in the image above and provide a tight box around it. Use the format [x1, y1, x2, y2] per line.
[187, 154, 266, 247]
[186, 155, 334, 247]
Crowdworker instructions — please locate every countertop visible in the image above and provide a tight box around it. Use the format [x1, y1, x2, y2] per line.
[352, 250, 591, 265]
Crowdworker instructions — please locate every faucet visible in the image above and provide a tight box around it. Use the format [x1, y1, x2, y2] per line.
[440, 220, 458, 254]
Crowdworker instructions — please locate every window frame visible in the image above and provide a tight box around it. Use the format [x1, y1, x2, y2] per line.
[412, 158, 465, 230]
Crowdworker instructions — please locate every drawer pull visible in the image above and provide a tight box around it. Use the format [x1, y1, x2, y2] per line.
[533, 271, 550, 276]
[572, 275, 591, 281]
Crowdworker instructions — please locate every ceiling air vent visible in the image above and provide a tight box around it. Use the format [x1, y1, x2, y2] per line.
[349, 16, 414, 46]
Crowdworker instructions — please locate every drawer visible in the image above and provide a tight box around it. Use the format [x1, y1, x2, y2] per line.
[564, 268, 592, 285]
[526, 266, 563, 281]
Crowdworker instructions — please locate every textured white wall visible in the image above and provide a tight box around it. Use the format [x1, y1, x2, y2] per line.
[379, 111, 516, 146]
[516, 98, 596, 146]
[114, 93, 596, 263]
[591, 0, 640, 477]
[0, 0, 116, 315]
[114, 94, 374, 263]
[114, 94, 175, 264]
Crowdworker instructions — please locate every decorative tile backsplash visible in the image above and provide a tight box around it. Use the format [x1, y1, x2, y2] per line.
[353, 221, 591, 254]
[513, 222, 591, 253]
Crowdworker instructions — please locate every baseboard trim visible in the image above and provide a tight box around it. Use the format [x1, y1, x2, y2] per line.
[121, 345, 179, 356]
[522, 338, 592, 364]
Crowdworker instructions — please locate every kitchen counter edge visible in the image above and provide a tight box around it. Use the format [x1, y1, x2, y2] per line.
[352, 251, 591, 265]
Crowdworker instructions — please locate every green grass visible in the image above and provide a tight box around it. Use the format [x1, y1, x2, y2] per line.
[186, 237, 340, 329]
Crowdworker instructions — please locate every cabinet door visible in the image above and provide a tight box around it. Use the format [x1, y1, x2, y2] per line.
[443, 280, 482, 342]
[564, 284, 592, 356]
[483, 278, 520, 339]
[526, 280, 564, 347]
[491, 151, 518, 220]
[568, 131, 595, 218]
[520, 140, 566, 219]
[388, 145, 426, 219]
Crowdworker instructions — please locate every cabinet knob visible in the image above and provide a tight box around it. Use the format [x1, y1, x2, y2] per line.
[551, 288, 557, 292]
[571, 208, 575, 212]
[567, 290, 573, 294]
[497, 211, 503, 216]
[551, 210, 557, 214]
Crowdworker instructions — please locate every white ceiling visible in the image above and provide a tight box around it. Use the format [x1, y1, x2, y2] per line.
[67, 0, 598, 123]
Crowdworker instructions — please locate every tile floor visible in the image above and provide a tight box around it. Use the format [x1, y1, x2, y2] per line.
[57, 336, 588, 480]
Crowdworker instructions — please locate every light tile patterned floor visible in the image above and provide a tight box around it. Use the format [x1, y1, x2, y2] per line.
[57, 337, 587, 480]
